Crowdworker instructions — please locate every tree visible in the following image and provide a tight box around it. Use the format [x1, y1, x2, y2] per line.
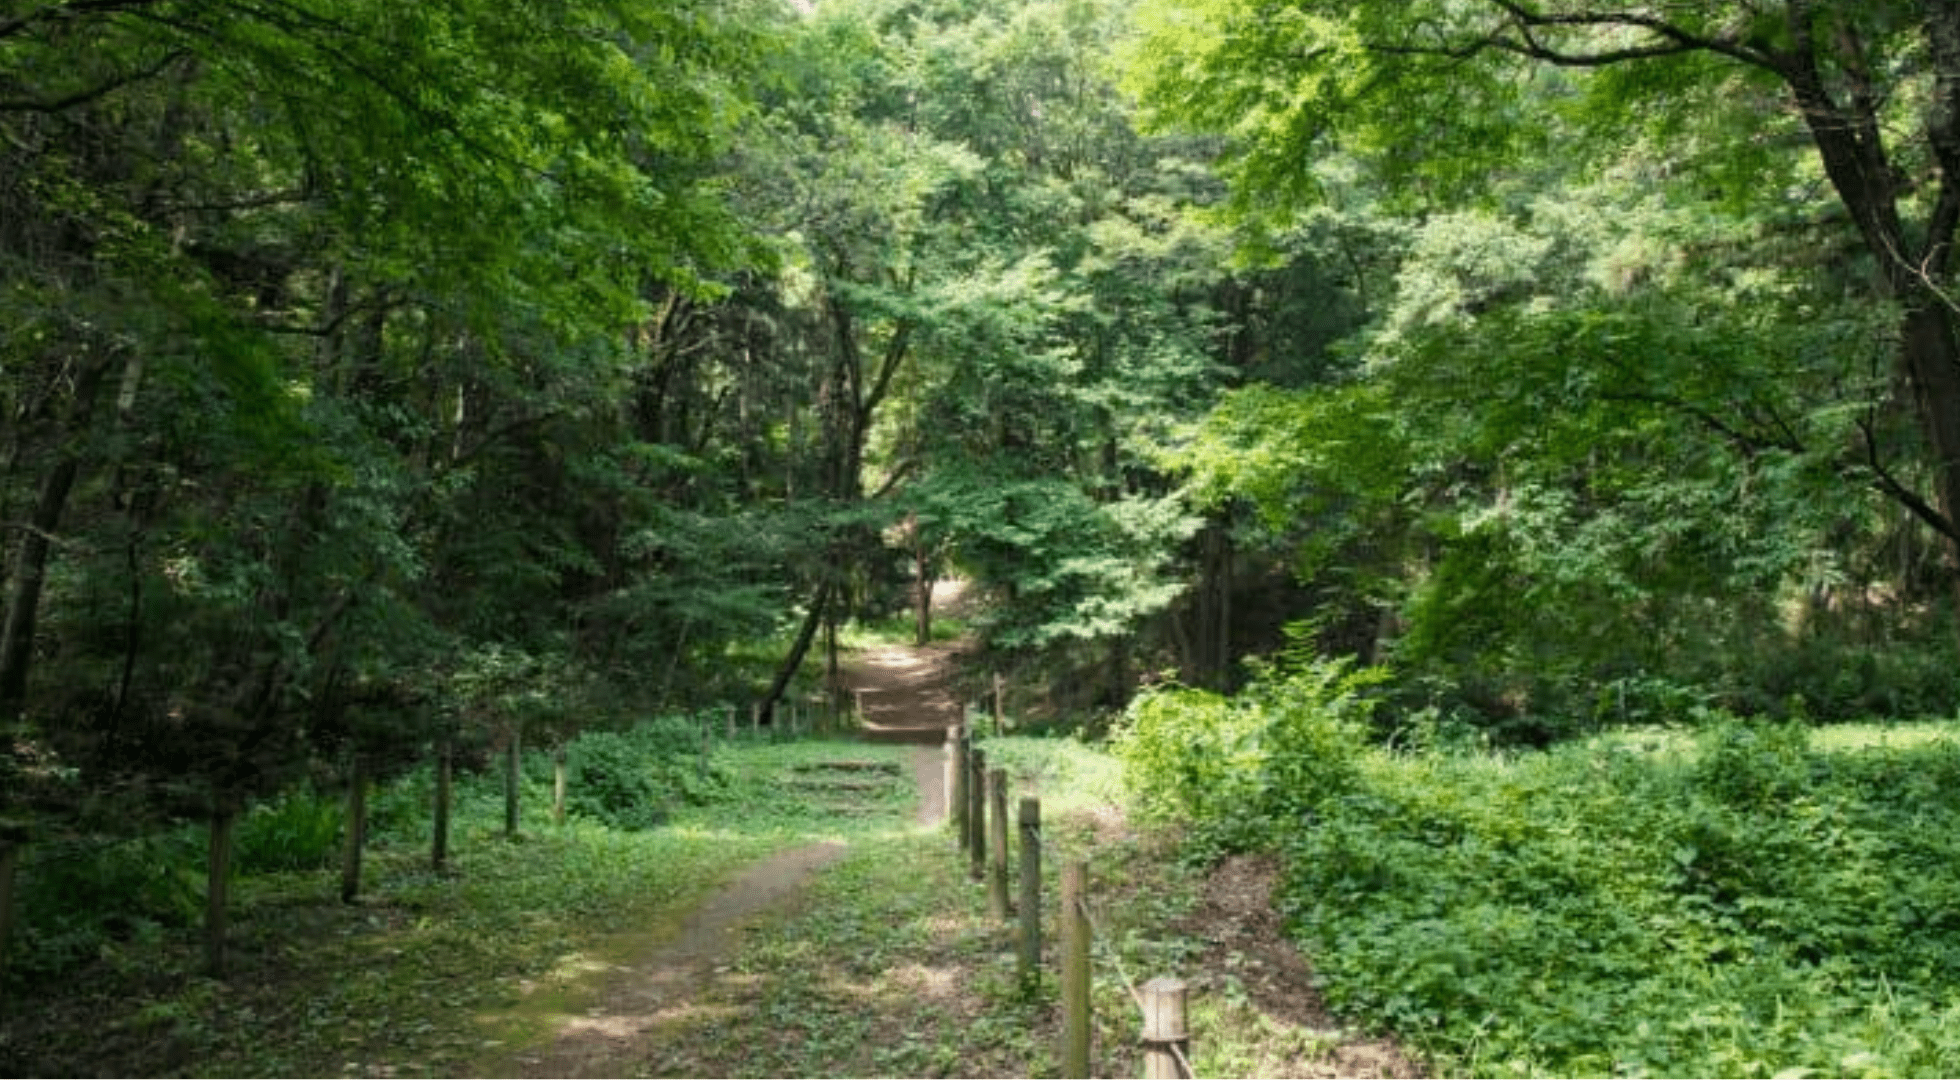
[1123, 1, 1960, 631]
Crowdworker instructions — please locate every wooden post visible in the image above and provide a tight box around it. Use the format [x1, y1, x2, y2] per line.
[0, 820, 27, 992]
[854, 687, 867, 722]
[503, 726, 521, 839]
[1061, 860, 1091, 1078]
[967, 748, 987, 881]
[992, 671, 1006, 735]
[751, 701, 762, 732]
[949, 726, 969, 844]
[205, 808, 236, 977]
[724, 704, 735, 739]
[1017, 797, 1041, 986]
[1141, 977, 1191, 1079]
[431, 737, 452, 873]
[699, 719, 712, 782]
[341, 755, 369, 903]
[551, 745, 567, 826]
[987, 767, 1010, 919]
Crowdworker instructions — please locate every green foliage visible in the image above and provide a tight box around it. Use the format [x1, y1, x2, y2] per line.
[233, 786, 345, 874]
[10, 832, 206, 980]
[561, 720, 729, 831]
[1111, 649, 1385, 856]
[1118, 697, 1960, 1076]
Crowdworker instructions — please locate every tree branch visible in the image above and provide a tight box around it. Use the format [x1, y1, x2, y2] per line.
[1856, 412, 1960, 543]
[1376, 1, 1776, 71]
[0, 47, 189, 113]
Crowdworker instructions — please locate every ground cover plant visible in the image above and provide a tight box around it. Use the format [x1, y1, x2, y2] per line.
[0, 725, 916, 1077]
[641, 733, 1403, 1079]
[1116, 664, 1960, 1077]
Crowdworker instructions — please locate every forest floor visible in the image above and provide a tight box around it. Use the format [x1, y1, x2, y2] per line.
[497, 579, 1420, 1079]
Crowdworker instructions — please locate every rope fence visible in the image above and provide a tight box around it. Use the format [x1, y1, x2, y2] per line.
[944, 723, 1196, 1079]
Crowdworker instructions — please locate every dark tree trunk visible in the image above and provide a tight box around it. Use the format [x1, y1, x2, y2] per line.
[0, 357, 110, 719]
[759, 581, 832, 725]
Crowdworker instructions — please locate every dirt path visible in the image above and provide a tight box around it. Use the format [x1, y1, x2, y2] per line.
[505, 582, 969, 1078]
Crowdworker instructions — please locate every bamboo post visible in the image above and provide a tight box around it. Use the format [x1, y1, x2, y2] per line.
[1017, 797, 1041, 987]
[949, 726, 969, 844]
[987, 767, 1010, 919]
[1141, 977, 1191, 1079]
[967, 747, 987, 881]
[1061, 860, 1091, 1078]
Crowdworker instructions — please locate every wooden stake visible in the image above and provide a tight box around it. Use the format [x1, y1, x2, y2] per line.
[431, 738, 452, 873]
[1061, 860, 1091, 1078]
[949, 726, 969, 844]
[1141, 977, 1191, 1079]
[1017, 797, 1041, 986]
[987, 767, 1010, 919]
[967, 748, 987, 881]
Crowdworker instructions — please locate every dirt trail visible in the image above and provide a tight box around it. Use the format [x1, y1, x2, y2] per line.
[504, 581, 969, 1078]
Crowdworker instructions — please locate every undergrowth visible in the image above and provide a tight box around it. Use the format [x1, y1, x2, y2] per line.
[0, 728, 916, 1077]
[1115, 656, 1960, 1077]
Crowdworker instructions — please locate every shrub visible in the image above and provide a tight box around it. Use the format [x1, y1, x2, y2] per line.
[1111, 653, 1384, 857]
[234, 785, 343, 872]
[563, 730, 671, 831]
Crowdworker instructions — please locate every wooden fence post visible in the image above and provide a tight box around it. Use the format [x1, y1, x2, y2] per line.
[1141, 977, 1191, 1079]
[1017, 796, 1041, 986]
[949, 726, 969, 844]
[431, 737, 452, 873]
[992, 671, 1006, 735]
[987, 767, 1010, 919]
[967, 747, 987, 881]
[1061, 860, 1091, 1078]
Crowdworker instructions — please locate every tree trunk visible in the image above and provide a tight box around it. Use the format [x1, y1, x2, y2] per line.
[340, 756, 367, 903]
[205, 808, 235, 977]
[0, 357, 111, 719]
[760, 582, 832, 725]
[432, 737, 452, 872]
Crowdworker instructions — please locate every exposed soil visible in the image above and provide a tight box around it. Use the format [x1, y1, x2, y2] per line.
[501, 842, 851, 1078]
[1177, 855, 1423, 1078]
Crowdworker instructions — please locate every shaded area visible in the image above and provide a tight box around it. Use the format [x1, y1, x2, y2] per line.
[498, 841, 849, 1079]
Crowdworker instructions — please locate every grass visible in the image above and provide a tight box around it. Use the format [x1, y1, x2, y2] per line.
[1125, 685, 1960, 1077]
[2, 720, 1374, 1078]
[0, 734, 919, 1078]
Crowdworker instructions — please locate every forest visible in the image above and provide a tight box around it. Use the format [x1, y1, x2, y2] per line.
[8, 0, 1960, 1076]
